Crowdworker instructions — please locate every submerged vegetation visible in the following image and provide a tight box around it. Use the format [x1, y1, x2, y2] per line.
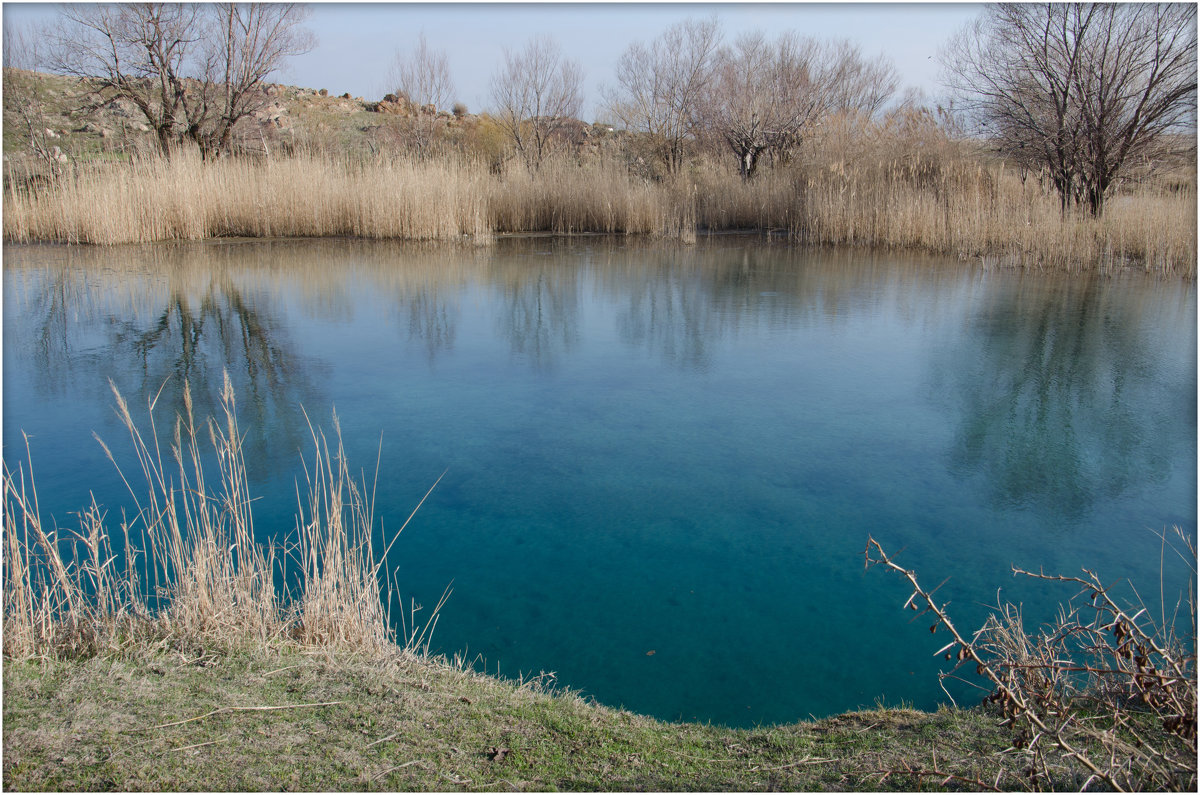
[4, 380, 1196, 790]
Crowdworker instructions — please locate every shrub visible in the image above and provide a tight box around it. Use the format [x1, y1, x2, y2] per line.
[866, 534, 1197, 791]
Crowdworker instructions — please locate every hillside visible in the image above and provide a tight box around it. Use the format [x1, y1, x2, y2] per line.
[1, 68, 618, 169]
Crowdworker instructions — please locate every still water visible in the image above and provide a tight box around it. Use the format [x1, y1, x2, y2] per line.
[3, 236, 1196, 726]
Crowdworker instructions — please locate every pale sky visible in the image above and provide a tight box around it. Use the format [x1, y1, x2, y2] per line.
[3, 2, 982, 119]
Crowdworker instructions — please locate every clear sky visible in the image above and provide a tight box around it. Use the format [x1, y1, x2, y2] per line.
[3, 2, 982, 119]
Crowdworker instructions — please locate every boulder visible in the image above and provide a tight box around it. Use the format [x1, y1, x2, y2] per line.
[104, 97, 138, 118]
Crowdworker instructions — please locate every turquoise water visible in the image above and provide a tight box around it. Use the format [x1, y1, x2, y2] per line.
[3, 237, 1196, 727]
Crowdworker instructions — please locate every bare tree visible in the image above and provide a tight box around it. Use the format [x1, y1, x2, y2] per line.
[185, 4, 314, 158]
[47, 3, 201, 156]
[700, 32, 900, 179]
[392, 33, 455, 112]
[1073, 4, 1197, 215]
[3, 19, 40, 72]
[700, 32, 820, 179]
[603, 16, 722, 174]
[489, 35, 583, 171]
[943, 3, 1196, 216]
[45, 3, 312, 158]
[389, 33, 456, 157]
[823, 40, 900, 118]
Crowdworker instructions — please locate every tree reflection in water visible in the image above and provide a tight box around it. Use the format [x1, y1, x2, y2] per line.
[932, 274, 1196, 521]
[491, 254, 580, 372]
[9, 238, 1191, 518]
[9, 244, 324, 481]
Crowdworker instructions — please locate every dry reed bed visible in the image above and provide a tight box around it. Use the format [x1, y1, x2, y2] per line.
[3, 151, 1194, 275]
[3, 154, 491, 244]
[785, 159, 1197, 276]
[489, 160, 680, 236]
[2, 374, 428, 660]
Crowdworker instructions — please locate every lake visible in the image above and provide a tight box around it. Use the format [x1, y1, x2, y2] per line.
[3, 236, 1195, 727]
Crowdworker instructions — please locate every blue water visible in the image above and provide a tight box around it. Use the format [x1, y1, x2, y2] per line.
[3, 237, 1196, 727]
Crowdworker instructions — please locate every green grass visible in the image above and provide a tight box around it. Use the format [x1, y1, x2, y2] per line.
[3, 644, 1019, 792]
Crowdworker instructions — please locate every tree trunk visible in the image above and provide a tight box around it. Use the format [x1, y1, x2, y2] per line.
[155, 125, 174, 157]
[738, 147, 762, 180]
[1085, 181, 1105, 218]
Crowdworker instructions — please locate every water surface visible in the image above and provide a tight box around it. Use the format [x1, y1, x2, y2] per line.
[4, 236, 1195, 726]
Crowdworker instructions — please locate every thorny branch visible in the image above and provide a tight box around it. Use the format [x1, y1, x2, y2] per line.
[864, 531, 1196, 792]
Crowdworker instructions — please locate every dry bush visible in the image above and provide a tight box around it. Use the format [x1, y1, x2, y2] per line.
[2, 374, 444, 660]
[865, 534, 1197, 791]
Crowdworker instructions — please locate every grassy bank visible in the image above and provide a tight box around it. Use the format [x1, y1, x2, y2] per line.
[4, 647, 1016, 791]
[5, 67, 1194, 274]
[4, 145, 1194, 276]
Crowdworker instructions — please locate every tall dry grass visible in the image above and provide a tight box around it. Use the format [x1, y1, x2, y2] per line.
[489, 159, 688, 237]
[784, 157, 1196, 276]
[3, 131, 1193, 275]
[786, 110, 1196, 276]
[2, 373, 441, 660]
[3, 151, 491, 245]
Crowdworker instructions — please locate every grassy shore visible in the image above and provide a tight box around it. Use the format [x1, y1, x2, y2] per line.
[4, 646, 1017, 792]
[0, 380, 1015, 791]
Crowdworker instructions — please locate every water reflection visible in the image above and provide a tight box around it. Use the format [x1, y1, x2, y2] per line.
[933, 272, 1196, 520]
[3, 235, 1195, 726]
[403, 287, 457, 362]
[8, 237, 1190, 510]
[5, 244, 325, 477]
[490, 254, 581, 372]
[7, 238, 1191, 496]
[617, 259, 717, 371]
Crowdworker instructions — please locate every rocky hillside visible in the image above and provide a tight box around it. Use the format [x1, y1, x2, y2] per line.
[2, 68, 621, 168]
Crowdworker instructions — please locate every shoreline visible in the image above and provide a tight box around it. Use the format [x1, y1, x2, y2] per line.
[1, 639, 1018, 791]
[4, 226, 1193, 284]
